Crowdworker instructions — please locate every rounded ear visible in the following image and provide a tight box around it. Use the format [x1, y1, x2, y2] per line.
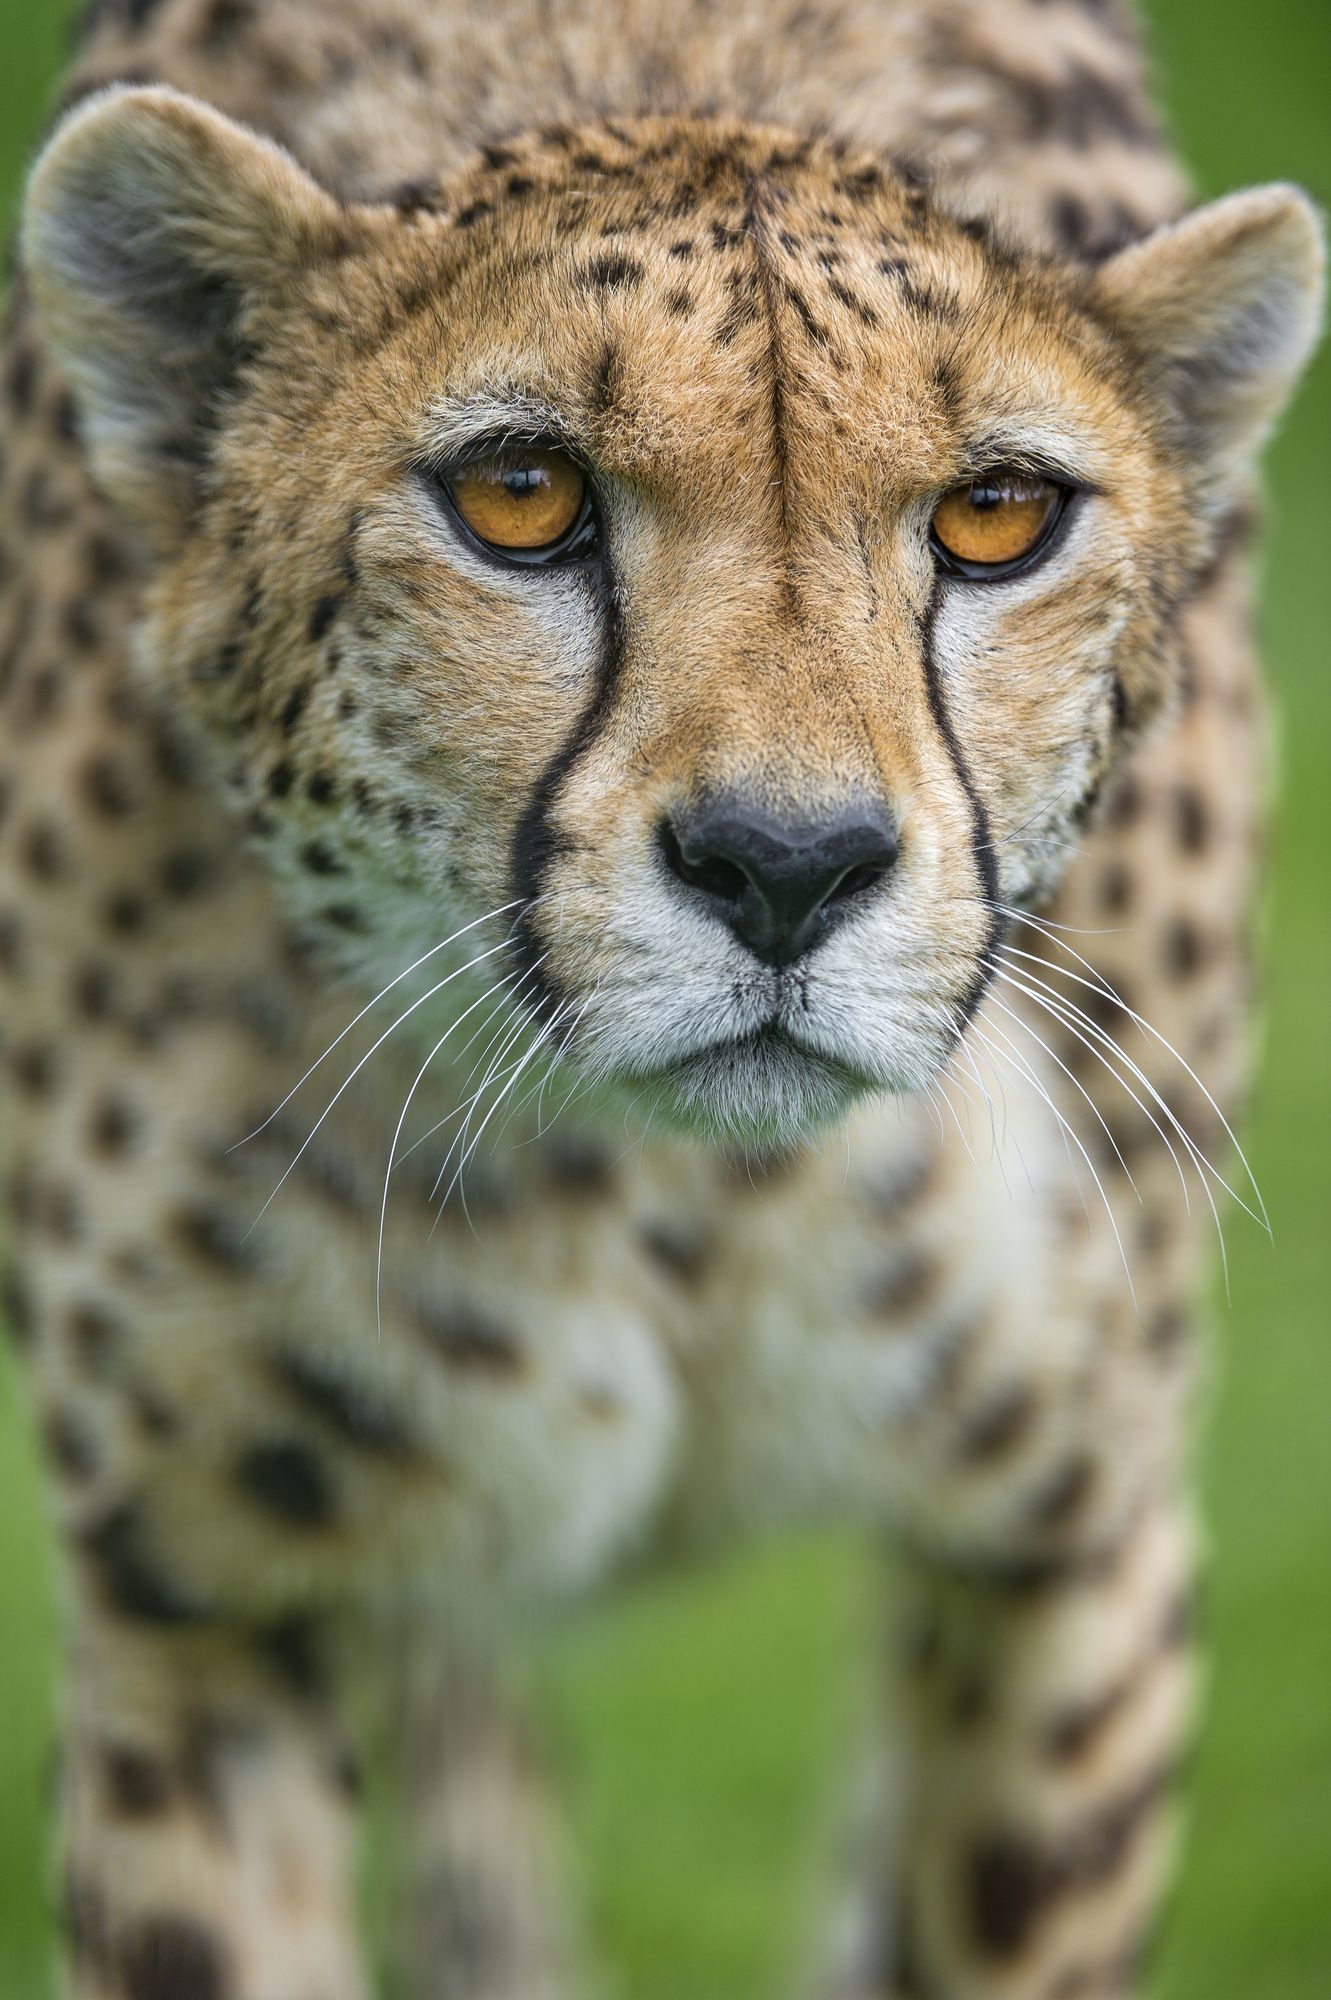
[21, 85, 358, 542]
[1094, 185, 1325, 499]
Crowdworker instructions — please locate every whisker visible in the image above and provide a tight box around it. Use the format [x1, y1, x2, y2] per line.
[524, 987, 602, 1144]
[435, 998, 578, 1222]
[373, 964, 539, 1339]
[245, 937, 513, 1233]
[992, 956, 1233, 1297]
[995, 912, 1268, 1234]
[231, 899, 523, 1149]
[982, 986, 1144, 1204]
[968, 1016, 1139, 1312]
[973, 784, 1075, 854]
[991, 958, 1195, 1209]
[428, 990, 543, 1202]
[401, 970, 550, 1189]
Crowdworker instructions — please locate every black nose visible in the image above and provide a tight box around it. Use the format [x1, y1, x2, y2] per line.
[660, 797, 899, 967]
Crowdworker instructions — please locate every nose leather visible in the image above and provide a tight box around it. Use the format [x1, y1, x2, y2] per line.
[661, 798, 900, 967]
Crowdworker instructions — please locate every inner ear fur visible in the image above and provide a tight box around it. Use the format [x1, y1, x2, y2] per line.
[21, 85, 362, 542]
[1095, 184, 1324, 499]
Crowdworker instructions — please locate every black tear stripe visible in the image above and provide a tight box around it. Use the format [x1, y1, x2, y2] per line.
[920, 582, 1005, 1029]
[509, 564, 626, 1024]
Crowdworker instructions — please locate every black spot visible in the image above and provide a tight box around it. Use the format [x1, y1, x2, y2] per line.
[88, 1093, 140, 1156]
[1146, 1303, 1188, 1357]
[278, 682, 311, 734]
[1026, 1454, 1096, 1529]
[1043, 1671, 1135, 1764]
[969, 1833, 1053, 1957]
[235, 1439, 336, 1527]
[1106, 775, 1142, 830]
[11, 1039, 59, 1097]
[417, 1301, 526, 1376]
[65, 596, 101, 651]
[160, 847, 217, 900]
[2, 1263, 36, 1348]
[67, 1301, 122, 1375]
[103, 1742, 172, 1817]
[266, 759, 294, 799]
[172, 1204, 258, 1273]
[5, 344, 36, 415]
[641, 1222, 710, 1284]
[306, 769, 338, 806]
[579, 253, 643, 290]
[83, 529, 128, 589]
[1162, 916, 1205, 979]
[665, 284, 694, 316]
[547, 1138, 613, 1192]
[83, 1504, 210, 1626]
[1173, 786, 1209, 854]
[21, 817, 70, 881]
[1098, 862, 1132, 914]
[865, 1254, 936, 1319]
[454, 199, 493, 228]
[390, 178, 441, 216]
[270, 1348, 415, 1456]
[826, 277, 879, 327]
[118, 1913, 231, 2000]
[307, 594, 341, 643]
[44, 1407, 100, 1482]
[105, 889, 151, 937]
[0, 908, 25, 977]
[954, 1384, 1037, 1464]
[198, 0, 253, 48]
[131, 1386, 182, 1441]
[300, 839, 345, 877]
[251, 1612, 329, 1700]
[322, 901, 368, 933]
[148, 715, 200, 789]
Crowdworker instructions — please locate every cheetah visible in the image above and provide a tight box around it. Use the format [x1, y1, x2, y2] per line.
[1, 0, 1322, 1995]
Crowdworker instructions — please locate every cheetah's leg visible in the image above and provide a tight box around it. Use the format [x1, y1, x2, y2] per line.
[375, 1625, 582, 2000]
[56, 1604, 372, 2000]
[818, 1493, 1197, 2000]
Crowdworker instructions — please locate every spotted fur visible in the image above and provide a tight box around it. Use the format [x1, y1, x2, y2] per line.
[1, 2, 1323, 1996]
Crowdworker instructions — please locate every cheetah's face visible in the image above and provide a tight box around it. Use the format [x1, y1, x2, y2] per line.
[24, 91, 1323, 1142]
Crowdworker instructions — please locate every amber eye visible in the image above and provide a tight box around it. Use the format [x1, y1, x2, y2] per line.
[930, 472, 1067, 578]
[444, 449, 593, 562]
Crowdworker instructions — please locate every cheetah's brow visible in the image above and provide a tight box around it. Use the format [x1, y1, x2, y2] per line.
[419, 392, 580, 464]
[954, 428, 1102, 489]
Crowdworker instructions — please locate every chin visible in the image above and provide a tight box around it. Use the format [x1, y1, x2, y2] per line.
[628, 1028, 882, 1149]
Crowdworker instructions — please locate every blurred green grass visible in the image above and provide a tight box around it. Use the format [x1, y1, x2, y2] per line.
[1, 3, 1328, 1996]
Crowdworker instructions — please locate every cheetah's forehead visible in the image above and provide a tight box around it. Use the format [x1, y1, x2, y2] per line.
[334, 117, 1136, 504]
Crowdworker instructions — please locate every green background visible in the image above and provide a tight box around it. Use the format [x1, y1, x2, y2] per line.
[1, 3, 1327, 1995]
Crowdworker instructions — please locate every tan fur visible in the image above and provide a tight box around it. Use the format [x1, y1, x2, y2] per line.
[1, 2, 1322, 1996]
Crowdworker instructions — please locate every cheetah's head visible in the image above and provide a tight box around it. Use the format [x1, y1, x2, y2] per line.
[23, 88, 1323, 1143]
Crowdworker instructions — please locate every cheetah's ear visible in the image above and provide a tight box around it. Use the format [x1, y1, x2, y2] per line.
[1095, 185, 1324, 499]
[22, 85, 359, 544]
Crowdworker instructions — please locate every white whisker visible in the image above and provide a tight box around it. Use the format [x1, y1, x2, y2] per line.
[991, 958, 1194, 1209]
[982, 986, 1143, 1203]
[232, 899, 523, 1149]
[246, 937, 513, 1233]
[373, 965, 536, 1340]
[995, 906, 1269, 1235]
[968, 1016, 1139, 1312]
